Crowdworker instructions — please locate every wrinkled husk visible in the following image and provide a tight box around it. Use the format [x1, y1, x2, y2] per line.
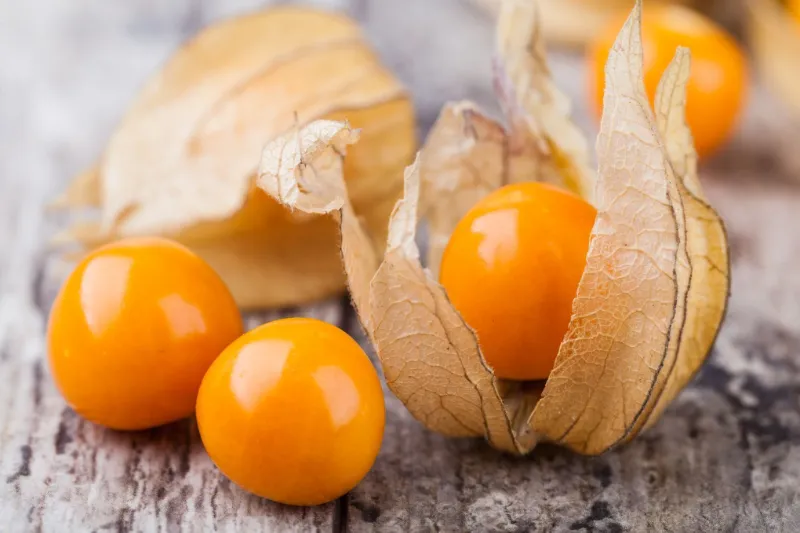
[54, 7, 416, 308]
[259, 0, 729, 456]
[748, 0, 800, 114]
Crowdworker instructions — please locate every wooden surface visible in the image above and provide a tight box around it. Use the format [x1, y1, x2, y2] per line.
[2, 0, 800, 531]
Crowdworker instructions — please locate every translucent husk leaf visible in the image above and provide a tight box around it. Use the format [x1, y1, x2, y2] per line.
[494, 0, 594, 201]
[419, 102, 514, 277]
[748, 0, 800, 113]
[55, 7, 415, 308]
[421, 0, 595, 277]
[371, 160, 538, 454]
[644, 47, 730, 429]
[531, 0, 729, 454]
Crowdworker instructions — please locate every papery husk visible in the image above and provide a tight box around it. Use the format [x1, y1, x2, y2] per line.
[643, 47, 730, 429]
[261, 0, 728, 456]
[748, 0, 800, 113]
[54, 7, 415, 308]
[530, 8, 728, 454]
[421, 0, 595, 276]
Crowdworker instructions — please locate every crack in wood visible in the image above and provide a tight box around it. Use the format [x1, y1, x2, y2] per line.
[350, 498, 380, 524]
[568, 501, 623, 533]
[165, 486, 193, 530]
[209, 482, 220, 523]
[115, 508, 133, 533]
[30, 258, 49, 319]
[177, 422, 193, 477]
[6, 445, 32, 484]
[54, 407, 75, 454]
[332, 492, 349, 533]
[592, 461, 613, 489]
[32, 360, 43, 408]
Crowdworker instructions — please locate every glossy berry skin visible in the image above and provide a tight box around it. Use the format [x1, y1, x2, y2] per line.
[439, 182, 596, 381]
[589, 5, 748, 159]
[47, 237, 243, 430]
[196, 318, 385, 506]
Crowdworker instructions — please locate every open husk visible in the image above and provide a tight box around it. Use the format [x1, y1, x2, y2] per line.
[748, 0, 800, 114]
[54, 7, 415, 308]
[259, 0, 729, 455]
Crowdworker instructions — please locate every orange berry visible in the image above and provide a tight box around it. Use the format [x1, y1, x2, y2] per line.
[790, 0, 800, 22]
[196, 318, 384, 506]
[588, 5, 748, 159]
[439, 182, 596, 381]
[47, 237, 243, 430]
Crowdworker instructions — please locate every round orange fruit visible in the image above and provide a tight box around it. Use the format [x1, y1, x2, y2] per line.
[47, 237, 243, 430]
[440, 182, 596, 381]
[196, 317, 385, 506]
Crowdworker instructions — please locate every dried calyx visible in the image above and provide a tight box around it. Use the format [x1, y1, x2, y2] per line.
[54, 8, 415, 309]
[260, 0, 729, 456]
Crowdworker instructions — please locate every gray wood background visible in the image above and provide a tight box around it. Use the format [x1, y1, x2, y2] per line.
[2, 0, 800, 531]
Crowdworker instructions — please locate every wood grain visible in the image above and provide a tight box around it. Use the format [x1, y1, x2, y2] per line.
[2, 0, 800, 531]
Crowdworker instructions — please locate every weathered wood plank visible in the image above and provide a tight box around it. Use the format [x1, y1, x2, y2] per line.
[4, 0, 800, 531]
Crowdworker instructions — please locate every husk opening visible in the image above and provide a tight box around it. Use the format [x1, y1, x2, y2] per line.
[256, 0, 729, 456]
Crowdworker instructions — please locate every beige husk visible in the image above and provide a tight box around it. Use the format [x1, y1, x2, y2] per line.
[53, 7, 415, 308]
[748, 0, 800, 114]
[530, 18, 729, 454]
[258, 0, 729, 456]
